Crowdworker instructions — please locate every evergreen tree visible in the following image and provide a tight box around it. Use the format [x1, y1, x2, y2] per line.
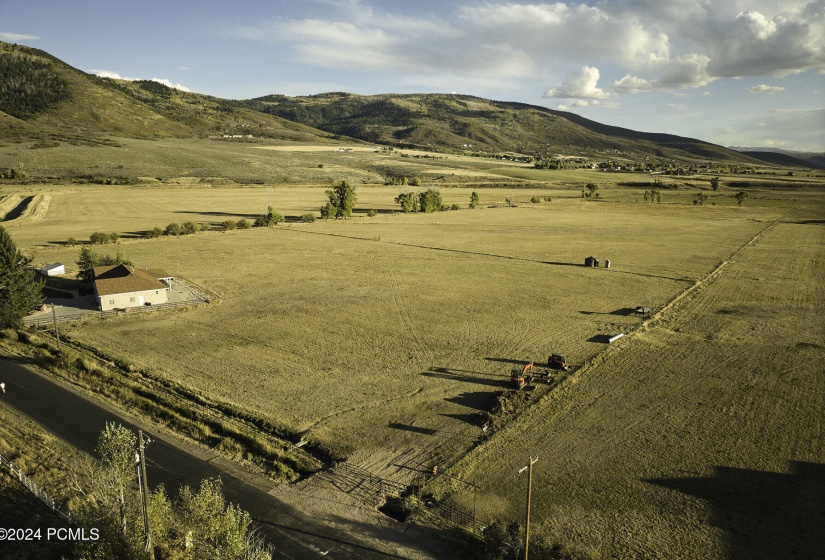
[0, 225, 44, 328]
[76, 246, 100, 282]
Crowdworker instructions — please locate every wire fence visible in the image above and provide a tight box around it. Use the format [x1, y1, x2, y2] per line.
[0, 451, 72, 522]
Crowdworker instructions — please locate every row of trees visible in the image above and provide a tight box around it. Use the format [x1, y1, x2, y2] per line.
[395, 190, 480, 213]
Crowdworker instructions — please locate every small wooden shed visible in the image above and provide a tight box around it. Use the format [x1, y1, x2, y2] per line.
[584, 256, 597, 267]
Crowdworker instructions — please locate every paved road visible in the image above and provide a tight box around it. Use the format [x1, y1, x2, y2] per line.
[0, 358, 413, 560]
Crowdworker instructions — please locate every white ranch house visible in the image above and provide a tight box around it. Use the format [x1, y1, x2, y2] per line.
[93, 265, 173, 311]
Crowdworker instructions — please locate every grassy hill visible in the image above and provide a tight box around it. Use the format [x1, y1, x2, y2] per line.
[2, 41, 761, 165]
[0, 42, 336, 145]
[245, 92, 757, 162]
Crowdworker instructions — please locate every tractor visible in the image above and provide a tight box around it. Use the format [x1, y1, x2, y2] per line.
[510, 362, 534, 389]
[548, 353, 569, 371]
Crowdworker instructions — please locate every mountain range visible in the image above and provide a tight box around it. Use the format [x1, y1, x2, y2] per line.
[1, 41, 819, 168]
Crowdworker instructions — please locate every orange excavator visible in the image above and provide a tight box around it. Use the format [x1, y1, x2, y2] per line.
[510, 362, 534, 389]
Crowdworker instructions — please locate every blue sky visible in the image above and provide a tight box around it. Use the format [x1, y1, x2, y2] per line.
[2, 0, 823, 151]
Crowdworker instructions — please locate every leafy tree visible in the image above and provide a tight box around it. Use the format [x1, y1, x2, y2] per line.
[323, 180, 357, 218]
[694, 192, 708, 206]
[734, 191, 748, 206]
[0, 225, 44, 328]
[145, 227, 163, 239]
[710, 176, 720, 191]
[395, 191, 418, 213]
[98, 251, 133, 267]
[419, 188, 442, 213]
[76, 246, 100, 282]
[254, 206, 284, 227]
[222, 219, 237, 231]
[70, 424, 274, 560]
[90, 231, 114, 244]
[585, 183, 598, 198]
[237, 219, 251, 229]
[469, 191, 480, 209]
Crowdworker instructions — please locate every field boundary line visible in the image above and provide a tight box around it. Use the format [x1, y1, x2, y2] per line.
[283, 227, 692, 282]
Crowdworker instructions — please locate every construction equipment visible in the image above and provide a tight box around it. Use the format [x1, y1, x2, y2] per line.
[510, 362, 534, 389]
[548, 354, 569, 371]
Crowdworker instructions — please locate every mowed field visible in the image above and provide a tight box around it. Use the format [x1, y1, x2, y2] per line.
[3, 141, 823, 557]
[440, 215, 825, 558]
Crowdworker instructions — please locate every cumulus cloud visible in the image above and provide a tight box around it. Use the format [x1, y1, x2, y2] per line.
[0, 32, 39, 41]
[544, 67, 609, 99]
[749, 84, 785, 94]
[92, 70, 190, 92]
[224, 1, 824, 98]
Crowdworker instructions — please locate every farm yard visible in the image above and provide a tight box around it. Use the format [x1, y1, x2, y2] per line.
[1, 140, 823, 558]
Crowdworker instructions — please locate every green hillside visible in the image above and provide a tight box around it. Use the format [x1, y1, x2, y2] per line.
[1, 41, 761, 164]
[245, 92, 755, 162]
[0, 42, 335, 145]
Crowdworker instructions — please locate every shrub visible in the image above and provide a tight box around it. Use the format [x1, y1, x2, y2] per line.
[222, 219, 237, 231]
[66, 237, 77, 246]
[366, 209, 377, 218]
[450, 203, 460, 210]
[165, 223, 182, 236]
[145, 227, 163, 239]
[182, 221, 200, 235]
[300, 213, 316, 223]
[237, 219, 250, 229]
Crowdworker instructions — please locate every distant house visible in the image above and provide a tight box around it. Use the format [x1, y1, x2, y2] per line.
[93, 264, 173, 311]
[40, 262, 65, 276]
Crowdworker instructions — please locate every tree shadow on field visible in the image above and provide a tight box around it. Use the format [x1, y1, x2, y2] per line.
[579, 308, 636, 316]
[352, 208, 396, 215]
[422, 368, 508, 388]
[440, 412, 484, 426]
[174, 210, 259, 219]
[484, 357, 533, 366]
[587, 334, 613, 343]
[446, 391, 501, 411]
[388, 422, 438, 436]
[647, 461, 825, 560]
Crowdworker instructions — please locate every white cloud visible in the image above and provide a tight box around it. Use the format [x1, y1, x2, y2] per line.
[92, 70, 190, 92]
[177, 66, 190, 71]
[224, 1, 825, 100]
[666, 103, 690, 110]
[0, 32, 39, 41]
[151, 78, 191, 92]
[749, 84, 785, 94]
[544, 67, 609, 99]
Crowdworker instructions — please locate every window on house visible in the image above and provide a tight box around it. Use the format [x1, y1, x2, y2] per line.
[108, 299, 114, 305]
[129, 296, 136, 303]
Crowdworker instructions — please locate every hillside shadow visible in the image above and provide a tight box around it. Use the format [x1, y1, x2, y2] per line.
[647, 462, 825, 560]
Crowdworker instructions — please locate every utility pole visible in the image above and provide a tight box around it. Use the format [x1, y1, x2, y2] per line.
[51, 305, 60, 353]
[137, 430, 154, 560]
[518, 456, 538, 560]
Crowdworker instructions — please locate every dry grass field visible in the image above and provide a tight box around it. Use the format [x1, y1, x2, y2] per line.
[438, 214, 824, 559]
[2, 141, 822, 557]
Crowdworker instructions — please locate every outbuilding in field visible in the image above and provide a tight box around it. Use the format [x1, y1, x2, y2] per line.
[40, 262, 65, 276]
[585, 256, 597, 267]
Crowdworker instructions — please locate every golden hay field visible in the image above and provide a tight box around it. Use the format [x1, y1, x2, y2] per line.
[2, 144, 823, 557]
